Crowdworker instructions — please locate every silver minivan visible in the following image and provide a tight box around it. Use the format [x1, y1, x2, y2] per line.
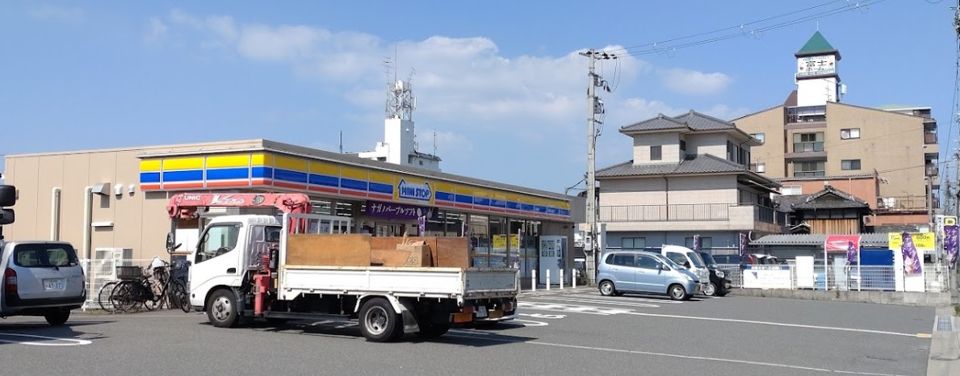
[597, 251, 699, 300]
[0, 241, 86, 326]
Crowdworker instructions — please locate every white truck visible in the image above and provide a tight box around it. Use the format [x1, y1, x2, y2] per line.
[166, 193, 519, 341]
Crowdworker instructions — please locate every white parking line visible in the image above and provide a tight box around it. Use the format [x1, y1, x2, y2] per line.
[622, 311, 927, 338]
[444, 333, 905, 376]
[526, 296, 661, 308]
[0, 333, 92, 346]
[563, 293, 685, 304]
[518, 302, 632, 315]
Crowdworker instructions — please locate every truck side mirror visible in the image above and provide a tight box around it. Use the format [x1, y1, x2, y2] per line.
[165, 232, 181, 253]
[0, 185, 16, 207]
[0, 209, 13, 225]
[660, 264, 671, 271]
[683, 261, 691, 268]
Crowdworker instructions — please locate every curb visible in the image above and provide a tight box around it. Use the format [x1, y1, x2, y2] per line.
[927, 307, 960, 376]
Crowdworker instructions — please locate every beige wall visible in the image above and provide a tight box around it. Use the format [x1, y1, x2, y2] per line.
[4, 150, 171, 260]
[733, 106, 786, 177]
[825, 103, 926, 198]
[735, 103, 930, 199]
[633, 132, 680, 164]
[599, 175, 738, 206]
[685, 133, 727, 159]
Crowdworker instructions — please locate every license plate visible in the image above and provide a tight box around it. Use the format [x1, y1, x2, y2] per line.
[43, 279, 65, 290]
[475, 306, 488, 318]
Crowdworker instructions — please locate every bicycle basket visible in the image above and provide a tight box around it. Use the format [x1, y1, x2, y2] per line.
[116, 265, 143, 280]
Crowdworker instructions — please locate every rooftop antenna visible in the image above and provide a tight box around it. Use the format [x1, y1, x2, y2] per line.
[339, 130, 343, 153]
[433, 130, 437, 156]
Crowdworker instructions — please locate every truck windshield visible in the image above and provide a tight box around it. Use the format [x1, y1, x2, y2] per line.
[14, 244, 79, 267]
[699, 252, 718, 267]
[686, 252, 706, 268]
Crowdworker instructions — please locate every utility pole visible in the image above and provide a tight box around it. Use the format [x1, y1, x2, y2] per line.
[579, 49, 615, 286]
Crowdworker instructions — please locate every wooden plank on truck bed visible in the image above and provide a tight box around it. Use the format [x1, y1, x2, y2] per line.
[286, 234, 371, 267]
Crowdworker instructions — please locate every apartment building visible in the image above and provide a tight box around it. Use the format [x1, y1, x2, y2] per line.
[733, 32, 938, 231]
[596, 111, 783, 254]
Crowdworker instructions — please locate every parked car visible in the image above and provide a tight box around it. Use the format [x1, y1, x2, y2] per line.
[656, 245, 711, 293]
[712, 254, 741, 265]
[0, 241, 85, 326]
[698, 252, 732, 297]
[597, 250, 699, 300]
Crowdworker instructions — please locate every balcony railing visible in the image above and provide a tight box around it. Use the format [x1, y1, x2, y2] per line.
[599, 203, 785, 225]
[793, 141, 824, 153]
[877, 196, 938, 211]
[786, 105, 827, 124]
[924, 133, 938, 144]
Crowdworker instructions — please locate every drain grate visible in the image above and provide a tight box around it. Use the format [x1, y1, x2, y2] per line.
[935, 316, 954, 332]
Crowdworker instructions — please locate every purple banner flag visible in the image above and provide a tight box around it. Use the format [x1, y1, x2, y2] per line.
[846, 241, 858, 265]
[945, 225, 959, 269]
[693, 234, 701, 252]
[901, 232, 922, 275]
[738, 232, 747, 258]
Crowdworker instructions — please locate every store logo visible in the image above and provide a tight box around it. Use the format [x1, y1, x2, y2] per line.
[398, 180, 431, 201]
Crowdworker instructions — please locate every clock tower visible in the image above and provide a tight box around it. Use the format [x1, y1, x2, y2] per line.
[795, 31, 842, 106]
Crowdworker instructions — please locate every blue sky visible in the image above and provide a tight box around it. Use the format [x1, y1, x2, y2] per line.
[1, 1, 954, 193]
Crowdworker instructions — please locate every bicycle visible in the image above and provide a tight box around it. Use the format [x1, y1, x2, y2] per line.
[97, 280, 119, 312]
[109, 259, 190, 313]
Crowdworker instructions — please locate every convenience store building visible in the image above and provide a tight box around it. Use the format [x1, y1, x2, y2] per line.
[2, 139, 578, 286]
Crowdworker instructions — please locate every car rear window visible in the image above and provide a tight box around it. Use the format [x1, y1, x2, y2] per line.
[14, 244, 79, 268]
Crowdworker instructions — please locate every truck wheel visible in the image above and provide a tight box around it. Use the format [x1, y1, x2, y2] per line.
[359, 298, 398, 342]
[599, 280, 617, 296]
[44, 308, 70, 326]
[702, 282, 718, 297]
[668, 284, 689, 301]
[207, 289, 239, 328]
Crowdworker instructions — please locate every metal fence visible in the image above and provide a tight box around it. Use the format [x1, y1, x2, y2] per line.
[717, 263, 950, 293]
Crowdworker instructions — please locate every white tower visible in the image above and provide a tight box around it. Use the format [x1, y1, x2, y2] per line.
[795, 31, 842, 107]
[359, 78, 441, 171]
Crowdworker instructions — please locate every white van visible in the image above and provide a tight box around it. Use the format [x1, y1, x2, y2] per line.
[658, 245, 710, 292]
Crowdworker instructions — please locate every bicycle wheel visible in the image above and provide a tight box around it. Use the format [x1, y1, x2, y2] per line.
[142, 279, 162, 311]
[109, 281, 141, 313]
[97, 281, 118, 313]
[170, 280, 191, 313]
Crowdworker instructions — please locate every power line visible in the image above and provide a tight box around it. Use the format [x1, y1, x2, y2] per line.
[603, 0, 886, 57]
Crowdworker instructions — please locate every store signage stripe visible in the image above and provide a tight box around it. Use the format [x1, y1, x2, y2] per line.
[368, 182, 393, 194]
[206, 180, 249, 188]
[368, 193, 393, 201]
[274, 168, 308, 183]
[251, 167, 274, 179]
[307, 185, 338, 194]
[340, 178, 368, 191]
[162, 170, 203, 182]
[274, 181, 308, 190]
[140, 172, 161, 183]
[139, 183, 161, 191]
[308, 174, 339, 187]
[162, 182, 204, 189]
[206, 168, 249, 180]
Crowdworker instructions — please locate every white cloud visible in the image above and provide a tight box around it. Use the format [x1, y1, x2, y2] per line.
[661, 68, 732, 95]
[28, 5, 84, 23]
[144, 18, 168, 43]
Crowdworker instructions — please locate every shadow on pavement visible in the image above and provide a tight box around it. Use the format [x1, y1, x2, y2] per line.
[0, 320, 110, 346]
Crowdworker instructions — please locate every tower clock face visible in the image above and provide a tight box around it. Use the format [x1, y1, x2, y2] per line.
[797, 55, 836, 77]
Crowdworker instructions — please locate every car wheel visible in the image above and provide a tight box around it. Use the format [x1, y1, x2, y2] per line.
[207, 289, 240, 328]
[44, 308, 70, 326]
[668, 284, 689, 301]
[359, 298, 399, 342]
[702, 282, 718, 297]
[599, 280, 617, 296]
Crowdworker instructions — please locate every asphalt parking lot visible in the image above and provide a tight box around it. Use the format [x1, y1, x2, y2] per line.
[0, 289, 933, 376]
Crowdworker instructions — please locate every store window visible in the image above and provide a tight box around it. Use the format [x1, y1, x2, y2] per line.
[751, 133, 765, 144]
[840, 128, 860, 140]
[650, 145, 662, 161]
[841, 159, 861, 170]
[621, 237, 645, 249]
[488, 217, 507, 268]
[468, 215, 490, 267]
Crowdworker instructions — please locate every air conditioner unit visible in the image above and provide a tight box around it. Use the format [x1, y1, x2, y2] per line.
[93, 248, 133, 279]
[862, 215, 875, 226]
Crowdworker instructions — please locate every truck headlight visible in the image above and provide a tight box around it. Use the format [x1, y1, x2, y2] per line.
[715, 270, 725, 278]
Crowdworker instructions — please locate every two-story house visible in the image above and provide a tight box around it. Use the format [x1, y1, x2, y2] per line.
[596, 110, 783, 254]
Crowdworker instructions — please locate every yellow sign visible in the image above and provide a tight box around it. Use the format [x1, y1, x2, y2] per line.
[492, 234, 521, 250]
[888, 232, 935, 251]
